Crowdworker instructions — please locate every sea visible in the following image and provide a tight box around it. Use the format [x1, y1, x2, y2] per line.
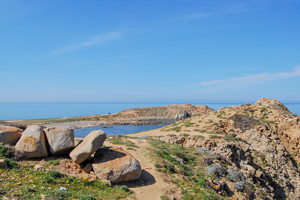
[1, 102, 299, 137]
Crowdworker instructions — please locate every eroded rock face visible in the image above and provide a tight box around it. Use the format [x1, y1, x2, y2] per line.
[69, 130, 106, 164]
[0, 125, 23, 145]
[44, 127, 75, 155]
[15, 125, 49, 158]
[161, 126, 300, 199]
[92, 147, 142, 183]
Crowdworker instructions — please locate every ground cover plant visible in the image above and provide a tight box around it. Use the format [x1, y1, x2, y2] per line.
[0, 145, 133, 200]
[107, 136, 139, 149]
[148, 139, 224, 200]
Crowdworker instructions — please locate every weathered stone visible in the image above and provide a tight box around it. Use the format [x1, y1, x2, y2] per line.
[244, 165, 256, 176]
[44, 127, 74, 155]
[92, 147, 142, 183]
[69, 130, 106, 164]
[0, 125, 23, 145]
[15, 125, 49, 158]
[34, 164, 45, 171]
[82, 163, 93, 173]
[0, 159, 7, 169]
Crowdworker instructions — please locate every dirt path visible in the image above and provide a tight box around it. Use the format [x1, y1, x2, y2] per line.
[104, 139, 182, 200]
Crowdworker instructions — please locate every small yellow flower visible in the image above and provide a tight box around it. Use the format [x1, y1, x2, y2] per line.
[66, 180, 69, 183]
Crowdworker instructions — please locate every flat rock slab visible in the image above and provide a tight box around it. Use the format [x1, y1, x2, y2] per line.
[0, 125, 23, 145]
[15, 125, 49, 158]
[44, 127, 75, 155]
[69, 130, 106, 164]
[92, 147, 142, 183]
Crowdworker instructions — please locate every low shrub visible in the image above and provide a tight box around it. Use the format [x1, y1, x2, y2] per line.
[49, 170, 63, 178]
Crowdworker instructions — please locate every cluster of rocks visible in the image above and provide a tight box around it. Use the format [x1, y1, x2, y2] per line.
[0, 125, 142, 184]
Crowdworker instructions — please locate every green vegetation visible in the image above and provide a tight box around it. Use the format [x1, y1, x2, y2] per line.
[160, 196, 169, 200]
[168, 134, 177, 137]
[211, 123, 219, 127]
[0, 166, 131, 199]
[209, 135, 221, 139]
[194, 129, 206, 133]
[194, 135, 205, 138]
[224, 134, 234, 141]
[0, 145, 132, 200]
[185, 121, 195, 127]
[206, 119, 214, 123]
[171, 126, 182, 132]
[108, 137, 139, 149]
[48, 160, 60, 166]
[149, 139, 222, 199]
[261, 108, 267, 113]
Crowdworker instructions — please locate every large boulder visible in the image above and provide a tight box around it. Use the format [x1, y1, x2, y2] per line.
[44, 127, 75, 155]
[92, 147, 142, 183]
[69, 130, 106, 164]
[0, 125, 23, 145]
[15, 125, 49, 158]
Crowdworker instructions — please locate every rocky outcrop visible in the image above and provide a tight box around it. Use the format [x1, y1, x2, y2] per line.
[44, 127, 75, 155]
[70, 130, 106, 164]
[15, 125, 49, 158]
[0, 159, 7, 168]
[255, 97, 290, 112]
[156, 98, 300, 199]
[117, 104, 213, 121]
[0, 125, 23, 145]
[160, 127, 300, 199]
[92, 147, 142, 183]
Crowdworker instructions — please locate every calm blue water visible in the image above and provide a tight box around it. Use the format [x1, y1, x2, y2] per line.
[0, 102, 299, 121]
[74, 124, 167, 138]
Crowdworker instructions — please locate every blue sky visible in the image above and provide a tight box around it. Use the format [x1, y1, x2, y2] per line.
[1, 0, 300, 103]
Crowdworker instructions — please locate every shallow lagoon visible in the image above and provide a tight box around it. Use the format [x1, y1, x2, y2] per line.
[74, 124, 167, 138]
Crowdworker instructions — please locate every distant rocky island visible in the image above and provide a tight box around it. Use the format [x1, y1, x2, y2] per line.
[1, 98, 300, 199]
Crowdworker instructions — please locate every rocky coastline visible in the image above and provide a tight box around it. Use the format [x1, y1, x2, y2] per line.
[1, 98, 300, 199]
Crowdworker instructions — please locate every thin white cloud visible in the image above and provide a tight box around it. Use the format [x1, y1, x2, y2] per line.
[201, 80, 224, 86]
[169, 2, 254, 22]
[199, 67, 300, 87]
[49, 32, 121, 55]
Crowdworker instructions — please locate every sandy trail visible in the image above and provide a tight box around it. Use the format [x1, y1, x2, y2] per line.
[104, 139, 181, 200]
